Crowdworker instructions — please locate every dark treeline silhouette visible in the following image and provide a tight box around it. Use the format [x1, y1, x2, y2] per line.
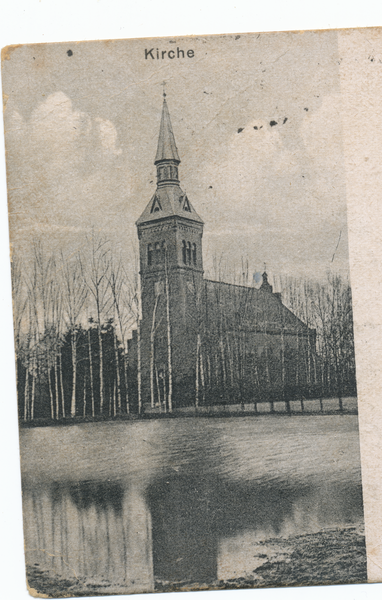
[16, 321, 134, 420]
[12, 237, 357, 422]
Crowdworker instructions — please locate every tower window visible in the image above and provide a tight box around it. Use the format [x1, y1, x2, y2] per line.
[161, 241, 166, 263]
[182, 240, 187, 264]
[192, 243, 197, 266]
[187, 242, 192, 265]
[148, 244, 153, 266]
[155, 242, 161, 263]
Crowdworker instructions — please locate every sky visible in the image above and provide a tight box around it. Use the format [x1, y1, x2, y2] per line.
[2, 30, 349, 286]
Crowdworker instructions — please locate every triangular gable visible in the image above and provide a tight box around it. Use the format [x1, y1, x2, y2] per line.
[150, 195, 162, 214]
[182, 196, 192, 213]
[136, 187, 204, 225]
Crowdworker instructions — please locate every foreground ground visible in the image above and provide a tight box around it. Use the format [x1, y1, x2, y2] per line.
[26, 525, 366, 597]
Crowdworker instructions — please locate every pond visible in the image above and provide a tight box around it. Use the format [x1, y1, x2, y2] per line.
[20, 415, 366, 594]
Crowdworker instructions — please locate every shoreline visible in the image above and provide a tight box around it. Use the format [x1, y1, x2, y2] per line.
[25, 525, 366, 598]
[19, 406, 358, 428]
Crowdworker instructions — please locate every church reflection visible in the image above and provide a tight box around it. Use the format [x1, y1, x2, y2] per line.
[22, 474, 364, 590]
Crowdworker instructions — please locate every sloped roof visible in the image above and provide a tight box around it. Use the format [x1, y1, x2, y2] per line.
[155, 99, 180, 164]
[136, 185, 204, 226]
[204, 280, 310, 333]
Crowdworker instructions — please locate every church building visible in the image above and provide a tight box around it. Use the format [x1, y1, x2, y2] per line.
[128, 97, 316, 412]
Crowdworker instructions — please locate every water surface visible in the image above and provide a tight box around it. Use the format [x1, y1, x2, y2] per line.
[20, 415, 365, 592]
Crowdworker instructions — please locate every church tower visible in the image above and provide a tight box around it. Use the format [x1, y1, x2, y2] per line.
[136, 96, 204, 408]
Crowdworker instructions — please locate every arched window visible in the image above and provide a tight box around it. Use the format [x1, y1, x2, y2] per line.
[155, 242, 161, 263]
[161, 241, 166, 263]
[187, 242, 192, 265]
[148, 244, 153, 266]
[182, 240, 187, 264]
[192, 243, 197, 266]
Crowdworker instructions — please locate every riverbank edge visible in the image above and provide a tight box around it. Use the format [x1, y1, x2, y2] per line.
[19, 407, 358, 428]
[25, 525, 367, 598]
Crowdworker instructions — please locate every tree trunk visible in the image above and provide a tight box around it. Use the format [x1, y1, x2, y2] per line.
[98, 326, 104, 414]
[59, 349, 65, 418]
[155, 367, 161, 412]
[307, 336, 311, 387]
[54, 354, 60, 419]
[137, 318, 142, 414]
[313, 349, 318, 385]
[335, 356, 343, 411]
[31, 370, 36, 421]
[24, 366, 29, 421]
[70, 329, 77, 417]
[113, 379, 117, 417]
[164, 259, 173, 413]
[200, 347, 206, 405]
[206, 354, 211, 398]
[48, 363, 54, 420]
[83, 374, 87, 417]
[124, 353, 129, 414]
[195, 333, 201, 408]
[163, 368, 167, 413]
[88, 330, 95, 417]
[150, 295, 160, 408]
[254, 361, 259, 413]
[281, 328, 289, 413]
[219, 337, 227, 387]
[113, 330, 121, 414]
[225, 332, 234, 388]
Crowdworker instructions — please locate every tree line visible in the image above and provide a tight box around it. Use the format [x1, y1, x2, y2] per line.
[12, 236, 141, 421]
[12, 237, 357, 421]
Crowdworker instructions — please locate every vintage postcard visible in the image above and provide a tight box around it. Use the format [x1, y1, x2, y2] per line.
[2, 28, 381, 597]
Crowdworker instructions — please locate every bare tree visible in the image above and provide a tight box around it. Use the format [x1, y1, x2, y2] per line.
[108, 254, 134, 414]
[150, 284, 162, 408]
[123, 261, 142, 414]
[85, 233, 112, 415]
[60, 251, 88, 417]
[29, 242, 55, 419]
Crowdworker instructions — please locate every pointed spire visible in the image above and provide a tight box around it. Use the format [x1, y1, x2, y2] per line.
[136, 96, 204, 226]
[155, 98, 180, 164]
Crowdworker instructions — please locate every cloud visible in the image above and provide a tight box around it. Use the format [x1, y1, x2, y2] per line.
[6, 92, 130, 253]
[95, 118, 122, 155]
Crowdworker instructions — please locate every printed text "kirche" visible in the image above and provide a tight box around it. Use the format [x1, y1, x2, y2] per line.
[145, 48, 195, 59]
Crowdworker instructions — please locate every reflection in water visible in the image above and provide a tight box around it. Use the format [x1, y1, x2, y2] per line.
[23, 481, 153, 593]
[147, 475, 364, 583]
[21, 416, 365, 592]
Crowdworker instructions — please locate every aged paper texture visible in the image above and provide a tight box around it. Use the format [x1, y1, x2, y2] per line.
[2, 28, 382, 597]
